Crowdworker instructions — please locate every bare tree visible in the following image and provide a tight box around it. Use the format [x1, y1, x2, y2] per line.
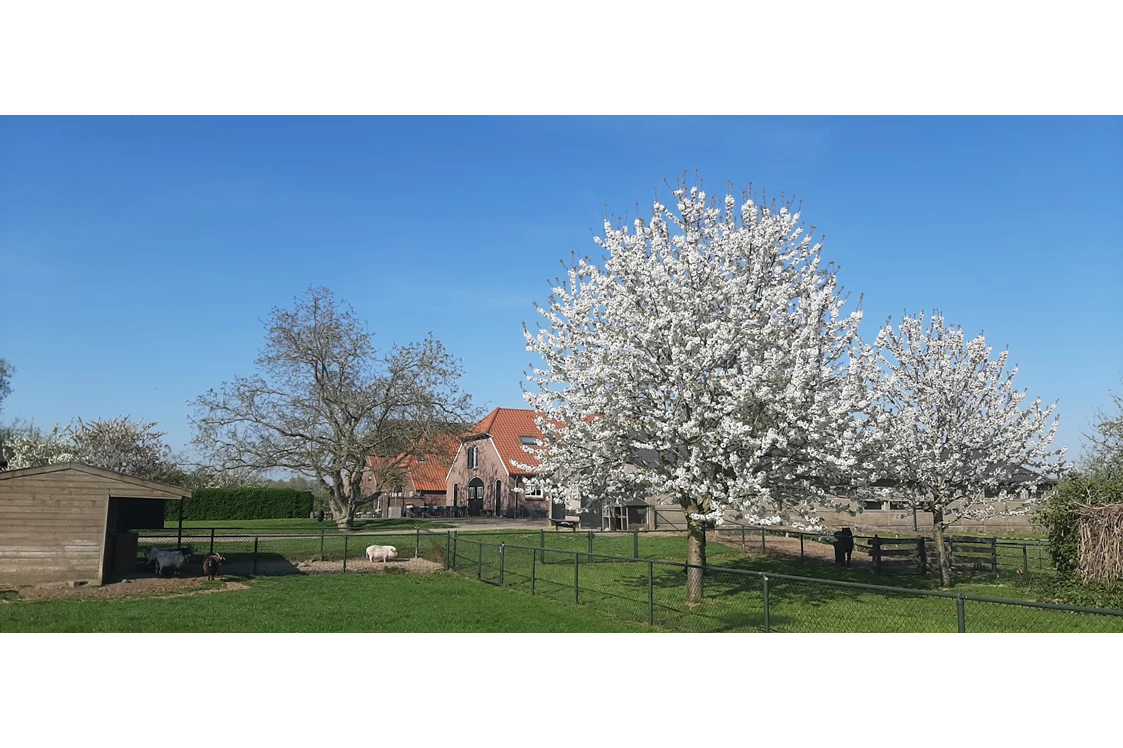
[191, 287, 475, 528]
[0, 358, 12, 416]
[1082, 380, 1123, 474]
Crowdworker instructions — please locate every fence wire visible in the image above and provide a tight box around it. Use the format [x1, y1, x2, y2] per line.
[131, 527, 1121, 633]
[440, 539, 1123, 633]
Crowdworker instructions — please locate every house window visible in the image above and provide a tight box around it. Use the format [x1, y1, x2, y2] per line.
[524, 479, 544, 498]
[392, 485, 403, 498]
[519, 435, 538, 447]
[417, 454, 425, 462]
[467, 446, 479, 469]
[862, 500, 884, 511]
[889, 501, 910, 511]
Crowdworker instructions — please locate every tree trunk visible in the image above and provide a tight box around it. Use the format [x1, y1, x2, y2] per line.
[932, 507, 952, 587]
[329, 495, 353, 530]
[686, 518, 706, 604]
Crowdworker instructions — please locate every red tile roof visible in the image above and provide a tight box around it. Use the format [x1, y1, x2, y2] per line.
[368, 433, 461, 493]
[470, 407, 546, 475]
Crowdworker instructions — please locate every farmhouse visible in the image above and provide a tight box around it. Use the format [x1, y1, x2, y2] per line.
[446, 408, 552, 518]
[364, 433, 461, 517]
[0, 463, 190, 587]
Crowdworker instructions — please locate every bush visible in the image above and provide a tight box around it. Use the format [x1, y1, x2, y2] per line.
[1034, 469, 1123, 577]
[166, 487, 315, 521]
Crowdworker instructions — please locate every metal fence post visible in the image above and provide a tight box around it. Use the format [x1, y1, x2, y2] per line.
[574, 552, 580, 605]
[343, 535, 348, 573]
[252, 536, 259, 576]
[741, 525, 746, 551]
[531, 547, 537, 595]
[634, 529, 639, 559]
[763, 574, 771, 632]
[957, 595, 966, 632]
[648, 560, 654, 626]
[499, 543, 505, 586]
[1022, 545, 1030, 584]
[445, 531, 451, 570]
[209, 528, 215, 555]
[477, 541, 483, 581]
[587, 531, 594, 560]
[320, 529, 325, 561]
[415, 527, 421, 558]
[452, 535, 458, 571]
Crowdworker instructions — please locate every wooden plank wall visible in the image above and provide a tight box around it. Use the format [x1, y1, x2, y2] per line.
[0, 472, 116, 585]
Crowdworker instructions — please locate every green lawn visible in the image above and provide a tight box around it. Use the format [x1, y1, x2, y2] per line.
[0, 573, 653, 633]
[24, 526, 1114, 633]
[446, 535, 1123, 633]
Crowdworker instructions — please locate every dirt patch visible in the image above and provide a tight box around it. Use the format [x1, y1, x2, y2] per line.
[7, 577, 250, 601]
[287, 556, 445, 575]
[710, 533, 875, 570]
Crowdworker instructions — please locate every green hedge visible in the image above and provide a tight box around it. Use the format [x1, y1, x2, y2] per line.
[167, 487, 315, 521]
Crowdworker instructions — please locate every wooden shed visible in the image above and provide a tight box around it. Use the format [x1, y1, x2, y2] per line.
[0, 463, 191, 587]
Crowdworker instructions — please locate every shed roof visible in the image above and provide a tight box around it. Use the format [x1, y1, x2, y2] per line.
[0, 463, 192, 499]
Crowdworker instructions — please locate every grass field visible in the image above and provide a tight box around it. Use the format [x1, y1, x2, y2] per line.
[447, 535, 1123, 633]
[0, 573, 652, 633]
[6, 526, 1119, 633]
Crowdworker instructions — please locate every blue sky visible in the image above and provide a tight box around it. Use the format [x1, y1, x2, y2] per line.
[1, 116, 1120, 463]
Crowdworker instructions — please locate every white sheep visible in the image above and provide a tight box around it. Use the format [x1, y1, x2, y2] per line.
[366, 544, 398, 563]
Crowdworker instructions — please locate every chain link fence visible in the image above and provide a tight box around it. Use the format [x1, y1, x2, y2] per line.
[442, 536, 1123, 633]
[136, 527, 447, 577]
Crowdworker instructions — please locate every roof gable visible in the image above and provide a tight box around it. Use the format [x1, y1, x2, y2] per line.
[0, 463, 191, 498]
[470, 408, 546, 475]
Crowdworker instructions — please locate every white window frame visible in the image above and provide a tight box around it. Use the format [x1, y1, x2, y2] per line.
[523, 478, 544, 498]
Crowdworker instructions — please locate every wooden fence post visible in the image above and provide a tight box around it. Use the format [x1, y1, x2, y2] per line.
[872, 535, 882, 573]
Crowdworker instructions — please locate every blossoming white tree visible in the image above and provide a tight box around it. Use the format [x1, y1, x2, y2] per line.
[523, 179, 868, 601]
[859, 311, 1068, 586]
[2, 416, 176, 481]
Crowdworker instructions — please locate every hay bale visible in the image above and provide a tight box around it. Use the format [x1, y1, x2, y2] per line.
[1075, 503, 1123, 583]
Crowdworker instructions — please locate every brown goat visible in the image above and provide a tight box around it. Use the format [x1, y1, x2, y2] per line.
[202, 553, 225, 580]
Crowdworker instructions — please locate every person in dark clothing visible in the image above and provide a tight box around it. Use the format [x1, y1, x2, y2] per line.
[834, 527, 855, 566]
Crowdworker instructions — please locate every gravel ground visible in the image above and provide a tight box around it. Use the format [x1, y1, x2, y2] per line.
[2, 557, 444, 602]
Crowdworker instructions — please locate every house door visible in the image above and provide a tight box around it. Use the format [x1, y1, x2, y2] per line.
[467, 478, 484, 516]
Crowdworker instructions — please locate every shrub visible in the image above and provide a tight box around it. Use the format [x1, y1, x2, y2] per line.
[1034, 469, 1123, 577]
[167, 487, 315, 521]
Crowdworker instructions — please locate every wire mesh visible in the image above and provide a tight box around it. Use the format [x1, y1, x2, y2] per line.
[961, 597, 1123, 633]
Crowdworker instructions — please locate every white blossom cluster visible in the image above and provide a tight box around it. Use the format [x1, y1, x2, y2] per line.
[3, 416, 175, 481]
[522, 183, 868, 528]
[857, 311, 1069, 523]
[522, 179, 1069, 552]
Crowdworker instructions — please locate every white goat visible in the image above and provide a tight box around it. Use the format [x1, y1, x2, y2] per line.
[151, 549, 191, 576]
[366, 545, 398, 563]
